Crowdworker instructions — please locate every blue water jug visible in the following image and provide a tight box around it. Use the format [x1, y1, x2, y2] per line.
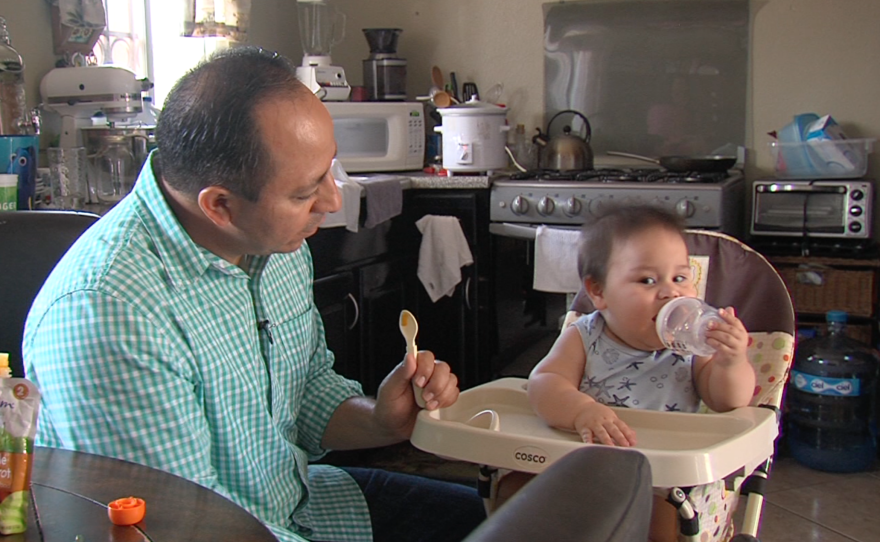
[787, 311, 878, 472]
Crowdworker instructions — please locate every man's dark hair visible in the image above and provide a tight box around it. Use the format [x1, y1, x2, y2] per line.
[578, 203, 687, 285]
[155, 46, 309, 201]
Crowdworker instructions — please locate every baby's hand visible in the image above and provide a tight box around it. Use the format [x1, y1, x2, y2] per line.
[705, 307, 749, 367]
[573, 402, 637, 447]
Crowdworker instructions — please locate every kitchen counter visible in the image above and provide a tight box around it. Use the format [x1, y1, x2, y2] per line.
[352, 170, 498, 190]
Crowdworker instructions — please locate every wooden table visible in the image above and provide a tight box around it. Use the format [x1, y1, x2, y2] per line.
[15, 446, 278, 541]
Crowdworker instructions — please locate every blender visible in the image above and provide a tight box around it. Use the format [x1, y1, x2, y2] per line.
[295, 0, 350, 101]
[362, 28, 407, 101]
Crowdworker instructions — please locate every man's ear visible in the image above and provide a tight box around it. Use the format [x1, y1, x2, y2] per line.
[584, 277, 608, 310]
[197, 186, 236, 227]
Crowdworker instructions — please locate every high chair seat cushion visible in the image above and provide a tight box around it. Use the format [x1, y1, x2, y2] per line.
[747, 331, 794, 407]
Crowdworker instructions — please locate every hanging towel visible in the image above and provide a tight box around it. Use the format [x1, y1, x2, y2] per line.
[361, 176, 403, 228]
[533, 225, 583, 293]
[57, 0, 106, 29]
[323, 159, 363, 232]
[416, 215, 474, 303]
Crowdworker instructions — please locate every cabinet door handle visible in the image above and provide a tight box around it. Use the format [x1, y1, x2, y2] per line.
[464, 277, 472, 311]
[346, 293, 360, 330]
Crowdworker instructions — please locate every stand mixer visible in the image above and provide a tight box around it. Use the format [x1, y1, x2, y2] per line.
[40, 66, 153, 204]
[39, 66, 152, 148]
[295, 0, 350, 101]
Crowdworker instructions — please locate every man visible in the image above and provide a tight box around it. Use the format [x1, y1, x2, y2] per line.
[24, 47, 485, 542]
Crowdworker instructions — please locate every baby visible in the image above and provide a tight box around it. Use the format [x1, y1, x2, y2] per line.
[527, 203, 756, 541]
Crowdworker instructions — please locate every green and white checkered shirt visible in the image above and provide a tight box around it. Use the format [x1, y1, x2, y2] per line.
[23, 154, 372, 542]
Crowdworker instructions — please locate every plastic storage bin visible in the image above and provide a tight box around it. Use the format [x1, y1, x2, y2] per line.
[771, 138, 874, 179]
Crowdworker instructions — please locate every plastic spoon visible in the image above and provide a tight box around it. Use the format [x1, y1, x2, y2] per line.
[399, 309, 427, 408]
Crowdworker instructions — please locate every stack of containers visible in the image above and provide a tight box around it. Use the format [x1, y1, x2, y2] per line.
[771, 113, 874, 179]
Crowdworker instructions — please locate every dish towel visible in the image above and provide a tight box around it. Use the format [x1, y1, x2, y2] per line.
[416, 215, 474, 302]
[361, 176, 403, 228]
[533, 225, 583, 293]
[323, 159, 363, 232]
[56, 0, 106, 28]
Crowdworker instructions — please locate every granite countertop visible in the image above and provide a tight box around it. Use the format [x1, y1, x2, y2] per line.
[351, 170, 511, 190]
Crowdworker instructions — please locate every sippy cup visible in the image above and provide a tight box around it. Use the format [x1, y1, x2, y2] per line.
[655, 297, 723, 356]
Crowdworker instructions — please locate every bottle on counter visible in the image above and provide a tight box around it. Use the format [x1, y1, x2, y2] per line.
[0, 17, 28, 135]
[787, 310, 878, 472]
[510, 124, 536, 170]
[0, 352, 11, 378]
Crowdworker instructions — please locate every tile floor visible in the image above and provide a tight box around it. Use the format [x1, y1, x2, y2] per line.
[748, 456, 880, 542]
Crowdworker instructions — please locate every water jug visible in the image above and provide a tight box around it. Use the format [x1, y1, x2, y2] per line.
[787, 311, 878, 472]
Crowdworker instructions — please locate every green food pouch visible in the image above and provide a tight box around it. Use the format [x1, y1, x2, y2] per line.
[0, 378, 40, 535]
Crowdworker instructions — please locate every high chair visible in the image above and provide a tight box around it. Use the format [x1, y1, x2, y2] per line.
[411, 230, 795, 542]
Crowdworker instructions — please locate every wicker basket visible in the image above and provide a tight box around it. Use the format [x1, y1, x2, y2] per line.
[778, 265, 875, 318]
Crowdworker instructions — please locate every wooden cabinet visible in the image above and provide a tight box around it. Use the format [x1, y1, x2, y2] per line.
[404, 189, 496, 390]
[357, 257, 420, 394]
[313, 270, 360, 383]
[310, 188, 496, 394]
[769, 255, 880, 344]
[311, 217, 420, 396]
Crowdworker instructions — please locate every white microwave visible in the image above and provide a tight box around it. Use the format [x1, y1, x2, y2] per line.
[323, 102, 425, 173]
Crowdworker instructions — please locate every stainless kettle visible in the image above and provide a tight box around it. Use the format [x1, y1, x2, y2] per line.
[536, 110, 593, 171]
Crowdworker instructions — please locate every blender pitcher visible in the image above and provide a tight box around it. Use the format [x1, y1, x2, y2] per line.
[297, 0, 345, 62]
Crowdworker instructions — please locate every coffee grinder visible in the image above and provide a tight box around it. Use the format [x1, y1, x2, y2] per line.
[362, 28, 406, 101]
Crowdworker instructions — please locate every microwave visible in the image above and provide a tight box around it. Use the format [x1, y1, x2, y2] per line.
[751, 179, 873, 239]
[323, 102, 425, 173]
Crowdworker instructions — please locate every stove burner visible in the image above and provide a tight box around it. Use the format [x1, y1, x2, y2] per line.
[509, 168, 729, 184]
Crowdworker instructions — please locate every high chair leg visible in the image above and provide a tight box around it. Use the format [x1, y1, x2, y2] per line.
[666, 487, 700, 542]
[738, 459, 771, 537]
[478, 466, 497, 516]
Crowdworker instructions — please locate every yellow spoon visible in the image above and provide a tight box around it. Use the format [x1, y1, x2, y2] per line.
[399, 309, 426, 408]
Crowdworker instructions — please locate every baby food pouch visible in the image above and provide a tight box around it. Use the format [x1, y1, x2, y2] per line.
[0, 374, 40, 534]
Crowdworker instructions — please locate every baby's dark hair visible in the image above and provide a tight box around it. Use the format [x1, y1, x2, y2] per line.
[578, 203, 687, 285]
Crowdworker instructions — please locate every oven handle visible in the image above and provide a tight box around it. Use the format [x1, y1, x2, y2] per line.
[755, 184, 846, 194]
[489, 222, 581, 240]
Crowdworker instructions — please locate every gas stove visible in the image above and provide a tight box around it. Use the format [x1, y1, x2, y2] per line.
[490, 168, 745, 237]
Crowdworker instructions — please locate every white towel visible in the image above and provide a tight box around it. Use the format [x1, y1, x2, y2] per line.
[533, 226, 583, 293]
[416, 215, 474, 302]
[323, 160, 362, 232]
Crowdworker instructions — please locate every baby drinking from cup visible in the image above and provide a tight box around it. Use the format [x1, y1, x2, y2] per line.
[527, 203, 755, 541]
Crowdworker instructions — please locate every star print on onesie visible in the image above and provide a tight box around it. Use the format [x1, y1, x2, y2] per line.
[575, 312, 700, 412]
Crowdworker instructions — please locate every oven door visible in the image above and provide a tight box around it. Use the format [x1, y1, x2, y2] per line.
[489, 222, 573, 378]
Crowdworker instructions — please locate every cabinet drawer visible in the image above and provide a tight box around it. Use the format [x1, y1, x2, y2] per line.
[778, 266, 875, 317]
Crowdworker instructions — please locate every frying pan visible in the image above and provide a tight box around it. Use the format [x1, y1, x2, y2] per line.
[606, 151, 737, 173]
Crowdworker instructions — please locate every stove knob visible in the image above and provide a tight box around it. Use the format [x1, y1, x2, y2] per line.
[564, 197, 582, 217]
[588, 198, 606, 216]
[537, 197, 555, 216]
[511, 195, 529, 215]
[675, 198, 695, 218]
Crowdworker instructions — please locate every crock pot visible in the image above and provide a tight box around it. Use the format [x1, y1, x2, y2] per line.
[434, 98, 509, 173]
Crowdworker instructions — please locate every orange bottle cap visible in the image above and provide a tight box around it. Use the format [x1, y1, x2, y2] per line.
[108, 496, 146, 526]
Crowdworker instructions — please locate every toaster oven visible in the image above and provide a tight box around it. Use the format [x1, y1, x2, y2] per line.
[751, 179, 873, 239]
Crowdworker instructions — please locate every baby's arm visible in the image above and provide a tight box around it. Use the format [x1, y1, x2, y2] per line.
[694, 306, 756, 412]
[528, 326, 638, 447]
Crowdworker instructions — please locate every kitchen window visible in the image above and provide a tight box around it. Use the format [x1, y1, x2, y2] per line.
[93, 0, 231, 107]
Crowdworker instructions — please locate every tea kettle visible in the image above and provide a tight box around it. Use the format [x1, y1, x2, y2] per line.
[535, 110, 593, 171]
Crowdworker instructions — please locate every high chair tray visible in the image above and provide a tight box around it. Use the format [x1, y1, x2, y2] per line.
[411, 377, 778, 488]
